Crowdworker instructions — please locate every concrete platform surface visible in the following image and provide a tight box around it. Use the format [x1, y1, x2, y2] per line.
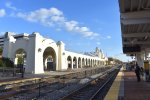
[105, 68, 150, 100]
[104, 67, 124, 100]
[124, 71, 150, 100]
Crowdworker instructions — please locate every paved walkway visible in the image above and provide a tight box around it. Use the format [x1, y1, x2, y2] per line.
[105, 67, 124, 100]
[124, 71, 150, 100]
[105, 68, 150, 100]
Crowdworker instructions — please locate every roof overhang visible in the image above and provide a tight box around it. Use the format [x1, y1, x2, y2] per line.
[119, 0, 150, 55]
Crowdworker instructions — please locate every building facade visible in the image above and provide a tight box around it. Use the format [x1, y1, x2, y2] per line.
[1, 32, 108, 74]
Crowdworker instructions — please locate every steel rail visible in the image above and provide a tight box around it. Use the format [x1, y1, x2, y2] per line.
[89, 69, 119, 100]
[60, 67, 120, 100]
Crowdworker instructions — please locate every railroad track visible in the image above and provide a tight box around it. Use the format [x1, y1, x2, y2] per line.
[0, 77, 59, 99]
[60, 66, 120, 100]
[0, 66, 118, 99]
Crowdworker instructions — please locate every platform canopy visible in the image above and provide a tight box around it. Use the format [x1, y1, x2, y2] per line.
[119, 0, 150, 55]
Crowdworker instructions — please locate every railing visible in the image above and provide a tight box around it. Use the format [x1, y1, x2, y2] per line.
[0, 66, 25, 77]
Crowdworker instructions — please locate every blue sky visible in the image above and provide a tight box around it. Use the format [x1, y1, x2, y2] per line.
[0, 0, 132, 62]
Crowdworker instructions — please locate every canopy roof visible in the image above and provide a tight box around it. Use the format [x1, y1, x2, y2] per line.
[119, 0, 150, 54]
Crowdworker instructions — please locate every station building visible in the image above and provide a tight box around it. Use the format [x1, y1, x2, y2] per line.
[0, 32, 108, 74]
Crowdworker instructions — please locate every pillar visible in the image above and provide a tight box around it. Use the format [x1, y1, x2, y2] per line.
[76, 58, 78, 68]
[136, 53, 144, 68]
[80, 59, 82, 68]
[144, 52, 149, 60]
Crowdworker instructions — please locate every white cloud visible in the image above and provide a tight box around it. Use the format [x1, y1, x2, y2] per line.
[0, 32, 5, 35]
[0, 9, 6, 17]
[56, 28, 61, 31]
[80, 27, 89, 32]
[96, 42, 101, 45]
[106, 35, 111, 39]
[6, 2, 17, 11]
[14, 7, 99, 39]
[0, 32, 17, 36]
[101, 35, 112, 39]
[76, 43, 81, 46]
[114, 54, 133, 62]
[64, 20, 78, 31]
[16, 8, 64, 26]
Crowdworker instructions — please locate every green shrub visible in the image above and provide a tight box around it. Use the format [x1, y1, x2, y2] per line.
[0, 59, 3, 67]
[17, 56, 24, 64]
[0, 48, 3, 55]
[1, 57, 14, 68]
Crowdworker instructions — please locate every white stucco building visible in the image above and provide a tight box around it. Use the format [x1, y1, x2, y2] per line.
[1, 32, 108, 74]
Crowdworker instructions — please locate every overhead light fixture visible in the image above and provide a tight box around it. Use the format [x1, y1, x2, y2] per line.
[144, 36, 148, 40]
[131, 38, 137, 44]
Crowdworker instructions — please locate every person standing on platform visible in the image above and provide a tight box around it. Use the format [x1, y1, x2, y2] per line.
[140, 67, 144, 77]
[135, 63, 141, 82]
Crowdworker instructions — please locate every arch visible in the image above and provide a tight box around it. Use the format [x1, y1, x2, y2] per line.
[92, 59, 95, 67]
[73, 57, 77, 68]
[96, 60, 98, 66]
[88, 59, 90, 67]
[82, 58, 85, 68]
[94, 60, 96, 66]
[100, 61, 103, 65]
[98, 61, 100, 66]
[86, 58, 88, 66]
[91, 59, 92, 67]
[97, 61, 99, 66]
[15, 48, 27, 66]
[102, 61, 104, 65]
[78, 57, 81, 68]
[43, 47, 56, 71]
[67, 56, 72, 69]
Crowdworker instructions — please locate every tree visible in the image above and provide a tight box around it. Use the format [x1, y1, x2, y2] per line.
[17, 56, 24, 64]
[108, 57, 122, 65]
[0, 57, 14, 68]
[108, 57, 113, 65]
[0, 48, 3, 56]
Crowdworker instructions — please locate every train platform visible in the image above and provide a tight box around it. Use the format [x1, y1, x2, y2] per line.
[105, 67, 150, 100]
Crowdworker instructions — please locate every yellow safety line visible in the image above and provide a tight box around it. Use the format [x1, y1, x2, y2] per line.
[104, 68, 124, 100]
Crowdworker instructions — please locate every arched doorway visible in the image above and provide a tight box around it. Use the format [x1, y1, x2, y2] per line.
[86, 58, 88, 67]
[94, 60, 96, 67]
[92, 60, 94, 67]
[82, 58, 85, 68]
[67, 56, 72, 69]
[15, 48, 26, 67]
[43, 47, 56, 71]
[98, 61, 100, 66]
[78, 57, 81, 68]
[88, 59, 90, 67]
[73, 57, 77, 68]
[91, 59, 92, 67]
